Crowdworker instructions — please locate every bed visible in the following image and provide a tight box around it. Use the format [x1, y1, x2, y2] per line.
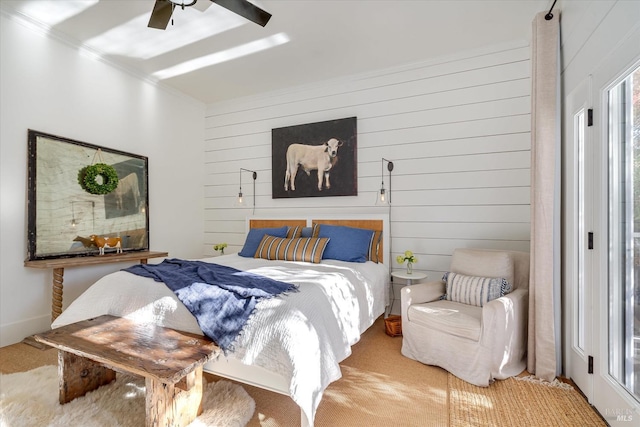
[51, 216, 390, 427]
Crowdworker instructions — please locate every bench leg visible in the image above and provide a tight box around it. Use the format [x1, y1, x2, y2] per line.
[145, 367, 203, 427]
[59, 350, 116, 404]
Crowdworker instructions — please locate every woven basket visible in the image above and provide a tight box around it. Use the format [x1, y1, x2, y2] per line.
[384, 315, 402, 337]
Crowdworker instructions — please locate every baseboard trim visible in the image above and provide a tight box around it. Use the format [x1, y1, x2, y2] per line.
[0, 315, 51, 348]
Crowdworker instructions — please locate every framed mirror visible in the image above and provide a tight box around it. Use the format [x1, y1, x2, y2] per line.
[27, 130, 149, 260]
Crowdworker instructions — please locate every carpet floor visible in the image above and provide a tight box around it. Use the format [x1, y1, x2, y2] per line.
[0, 316, 606, 426]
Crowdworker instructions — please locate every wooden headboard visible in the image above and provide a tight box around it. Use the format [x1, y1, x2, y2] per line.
[247, 216, 387, 264]
[249, 219, 307, 229]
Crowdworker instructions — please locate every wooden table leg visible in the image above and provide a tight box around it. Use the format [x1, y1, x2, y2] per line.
[145, 367, 203, 427]
[59, 350, 116, 404]
[52, 267, 64, 322]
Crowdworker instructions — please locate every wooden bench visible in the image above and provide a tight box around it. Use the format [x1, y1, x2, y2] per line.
[34, 315, 220, 427]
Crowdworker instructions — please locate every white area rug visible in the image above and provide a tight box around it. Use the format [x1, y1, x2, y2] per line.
[0, 365, 255, 427]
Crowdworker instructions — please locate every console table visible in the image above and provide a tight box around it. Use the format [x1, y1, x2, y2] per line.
[25, 251, 168, 322]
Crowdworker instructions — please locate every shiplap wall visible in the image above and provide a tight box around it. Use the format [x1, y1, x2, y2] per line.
[203, 41, 531, 297]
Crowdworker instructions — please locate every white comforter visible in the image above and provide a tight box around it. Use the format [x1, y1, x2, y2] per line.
[52, 254, 388, 425]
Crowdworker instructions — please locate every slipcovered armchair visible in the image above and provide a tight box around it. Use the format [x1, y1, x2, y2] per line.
[400, 248, 529, 386]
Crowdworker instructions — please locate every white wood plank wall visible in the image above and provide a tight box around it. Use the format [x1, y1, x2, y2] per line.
[203, 41, 531, 303]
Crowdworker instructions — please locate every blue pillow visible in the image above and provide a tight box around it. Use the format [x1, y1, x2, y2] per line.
[239, 226, 288, 257]
[317, 224, 374, 263]
[300, 224, 320, 238]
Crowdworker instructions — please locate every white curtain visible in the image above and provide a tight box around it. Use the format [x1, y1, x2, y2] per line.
[528, 11, 561, 381]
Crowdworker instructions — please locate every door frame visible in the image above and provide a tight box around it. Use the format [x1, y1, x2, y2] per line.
[563, 76, 594, 401]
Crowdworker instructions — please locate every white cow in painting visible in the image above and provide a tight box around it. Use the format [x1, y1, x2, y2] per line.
[284, 138, 343, 191]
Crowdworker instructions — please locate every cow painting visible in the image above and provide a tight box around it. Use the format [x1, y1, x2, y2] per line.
[284, 138, 343, 192]
[272, 117, 357, 199]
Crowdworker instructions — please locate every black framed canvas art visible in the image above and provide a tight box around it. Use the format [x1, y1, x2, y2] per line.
[27, 130, 149, 260]
[272, 117, 357, 199]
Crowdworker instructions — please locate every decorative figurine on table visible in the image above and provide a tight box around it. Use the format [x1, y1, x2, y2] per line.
[213, 243, 228, 255]
[89, 235, 122, 256]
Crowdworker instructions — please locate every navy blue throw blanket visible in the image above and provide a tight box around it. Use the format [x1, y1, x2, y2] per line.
[123, 259, 297, 352]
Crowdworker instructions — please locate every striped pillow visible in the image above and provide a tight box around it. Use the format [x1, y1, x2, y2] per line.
[442, 272, 511, 307]
[310, 223, 321, 237]
[254, 235, 330, 264]
[368, 230, 382, 263]
[286, 226, 302, 238]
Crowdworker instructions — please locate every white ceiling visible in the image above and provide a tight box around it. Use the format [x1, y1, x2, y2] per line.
[1, 0, 551, 105]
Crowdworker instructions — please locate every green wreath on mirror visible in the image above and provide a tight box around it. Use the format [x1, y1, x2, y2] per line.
[78, 163, 119, 195]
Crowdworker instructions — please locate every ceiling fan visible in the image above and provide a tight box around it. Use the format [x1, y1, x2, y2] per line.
[148, 0, 272, 30]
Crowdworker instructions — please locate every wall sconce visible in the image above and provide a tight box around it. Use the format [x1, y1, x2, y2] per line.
[376, 158, 394, 206]
[376, 158, 395, 308]
[237, 168, 257, 213]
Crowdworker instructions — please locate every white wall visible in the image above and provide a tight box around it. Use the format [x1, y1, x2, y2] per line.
[203, 41, 533, 306]
[0, 13, 205, 346]
[560, 0, 640, 97]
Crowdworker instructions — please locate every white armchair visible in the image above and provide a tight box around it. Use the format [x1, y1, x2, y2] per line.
[400, 248, 529, 386]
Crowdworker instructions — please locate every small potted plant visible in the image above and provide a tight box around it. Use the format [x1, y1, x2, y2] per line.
[213, 243, 228, 255]
[396, 250, 417, 274]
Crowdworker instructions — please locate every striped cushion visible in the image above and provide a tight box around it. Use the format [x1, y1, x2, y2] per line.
[286, 226, 302, 238]
[254, 235, 330, 264]
[368, 230, 382, 263]
[442, 272, 511, 307]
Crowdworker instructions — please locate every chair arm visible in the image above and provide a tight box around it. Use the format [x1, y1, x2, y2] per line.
[481, 288, 529, 358]
[401, 281, 446, 321]
[485, 286, 527, 311]
[483, 288, 528, 326]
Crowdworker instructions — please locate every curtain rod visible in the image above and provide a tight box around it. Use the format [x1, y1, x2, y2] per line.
[545, 0, 558, 20]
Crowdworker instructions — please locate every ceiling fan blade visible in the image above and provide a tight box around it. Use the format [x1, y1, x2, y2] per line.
[210, 0, 272, 27]
[148, 0, 174, 30]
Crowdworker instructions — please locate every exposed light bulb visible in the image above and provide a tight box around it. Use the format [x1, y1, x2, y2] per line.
[379, 188, 386, 203]
[71, 218, 77, 227]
